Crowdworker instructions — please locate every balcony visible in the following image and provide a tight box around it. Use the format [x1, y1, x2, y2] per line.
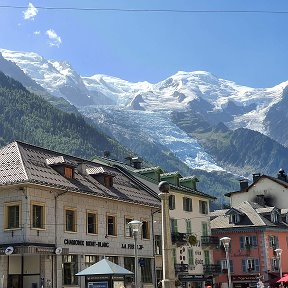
[203, 264, 222, 275]
[201, 236, 219, 247]
[175, 264, 189, 273]
[171, 232, 187, 246]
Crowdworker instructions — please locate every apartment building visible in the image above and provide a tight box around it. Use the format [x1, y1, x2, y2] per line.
[0, 141, 160, 288]
[211, 201, 288, 288]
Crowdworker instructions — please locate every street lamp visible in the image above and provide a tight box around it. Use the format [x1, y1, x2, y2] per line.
[275, 248, 283, 287]
[220, 237, 232, 288]
[128, 220, 143, 288]
[158, 181, 175, 288]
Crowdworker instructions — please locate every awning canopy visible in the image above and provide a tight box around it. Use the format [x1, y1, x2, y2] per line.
[76, 259, 133, 276]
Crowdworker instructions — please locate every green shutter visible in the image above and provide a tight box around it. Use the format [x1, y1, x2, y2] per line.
[186, 219, 192, 234]
[188, 248, 194, 265]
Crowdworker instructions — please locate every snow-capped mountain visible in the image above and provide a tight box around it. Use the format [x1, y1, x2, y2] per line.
[1, 48, 288, 176]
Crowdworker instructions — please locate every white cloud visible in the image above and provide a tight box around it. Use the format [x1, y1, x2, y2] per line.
[33, 31, 41, 35]
[23, 3, 38, 20]
[46, 29, 62, 47]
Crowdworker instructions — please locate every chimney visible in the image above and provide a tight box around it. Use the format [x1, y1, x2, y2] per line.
[239, 179, 249, 191]
[132, 157, 142, 169]
[277, 168, 287, 182]
[252, 173, 261, 183]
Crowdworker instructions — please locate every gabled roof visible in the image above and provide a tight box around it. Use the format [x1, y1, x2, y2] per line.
[0, 141, 160, 208]
[211, 201, 287, 230]
[225, 207, 244, 216]
[76, 259, 133, 276]
[225, 175, 288, 197]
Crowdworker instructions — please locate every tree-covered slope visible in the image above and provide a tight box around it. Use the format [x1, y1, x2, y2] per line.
[0, 71, 130, 160]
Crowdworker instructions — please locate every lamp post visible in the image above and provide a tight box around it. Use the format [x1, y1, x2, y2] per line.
[129, 220, 143, 288]
[220, 237, 232, 288]
[158, 181, 175, 288]
[275, 248, 283, 287]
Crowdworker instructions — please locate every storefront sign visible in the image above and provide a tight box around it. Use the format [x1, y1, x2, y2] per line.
[88, 282, 108, 288]
[64, 239, 109, 248]
[121, 243, 143, 250]
[178, 274, 205, 282]
[87, 276, 109, 281]
[232, 275, 258, 281]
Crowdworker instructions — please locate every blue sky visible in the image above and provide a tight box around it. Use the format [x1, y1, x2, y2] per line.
[0, 0, 288, 87]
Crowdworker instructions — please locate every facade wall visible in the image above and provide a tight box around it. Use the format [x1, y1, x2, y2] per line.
[0, 185, 158, 288]
[212, 228, 288, 288]
[169, 189, 214, 287]
[230, 179, 288, 209]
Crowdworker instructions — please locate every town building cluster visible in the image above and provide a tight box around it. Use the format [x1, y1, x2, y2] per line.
[0, 141, 287, 288]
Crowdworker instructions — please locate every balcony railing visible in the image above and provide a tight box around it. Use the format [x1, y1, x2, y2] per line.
[203, 264, 222, 275]
[171, 232, 187, 246]
[201, 236, 219, 246]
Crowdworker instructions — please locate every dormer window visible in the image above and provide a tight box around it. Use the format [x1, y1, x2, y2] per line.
[104, 175, 113, 188]
[64, 167, 74, 178]
[46, 156, 75, 179]
[229, 213, 240, 224]
[271, 211, 280, 223]
[86, 166, 115, 188]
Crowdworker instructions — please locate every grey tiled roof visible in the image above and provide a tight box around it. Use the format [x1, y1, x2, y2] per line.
[211, 201, 281, 229]
[0, 141, 160, 208]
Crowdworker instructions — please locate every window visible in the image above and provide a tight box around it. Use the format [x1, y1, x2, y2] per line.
[242, 258, 260, 272]
[125, 217, 133, 238]
[104, 175, 113, 188]
[221, 259, 234, 272]
[199, 200, 208, 214]
[85, 255, 99, 268]
[142, 220, 150, 239]
[240, 236, 257, 249]
[63, 255, 78, 285]
[106, 256, 118, 264]
[202, 222, 208, 236]
[271, 211, 280, 223]
[229, 213, 240, 224]
[5, 202, 20, 229]
[124, 257, 135, 274]
[169, 195, 175, 210]
[87, 211, 97, 234]
[204, 250, 210, 265]
[183, 197, 192, 212]
[107, 215, 117, 236]
[64, 166, 74, 178]
[32, 202, 45, 229]
[271, 258, 279, 272]
[269, 235, 279, 248]
[186, 219, 192, 234]
[155, 235, 162, 255]
[65, 208, 77, 232]
[188, 248, 194, 265]
[140, 258, 152, 283]
[170, 219, 178, 233]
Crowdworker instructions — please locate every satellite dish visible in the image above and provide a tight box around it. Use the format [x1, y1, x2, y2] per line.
[55, 247, 62, 255]
[5, 246, 14, 255]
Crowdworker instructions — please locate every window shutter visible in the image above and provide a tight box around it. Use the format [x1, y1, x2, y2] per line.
[252, 236, 257, 247]
[242, 259, 247, 272]
[188, 248, 194, 265]
[240, 236, 244, 249]
[255, 259, 260, 272]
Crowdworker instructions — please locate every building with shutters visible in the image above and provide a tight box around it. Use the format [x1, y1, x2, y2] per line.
[109, 163, 220, 288]
[210, 200, 288, 288]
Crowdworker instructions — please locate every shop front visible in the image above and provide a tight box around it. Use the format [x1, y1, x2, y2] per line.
[232, 274, 259, 288]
